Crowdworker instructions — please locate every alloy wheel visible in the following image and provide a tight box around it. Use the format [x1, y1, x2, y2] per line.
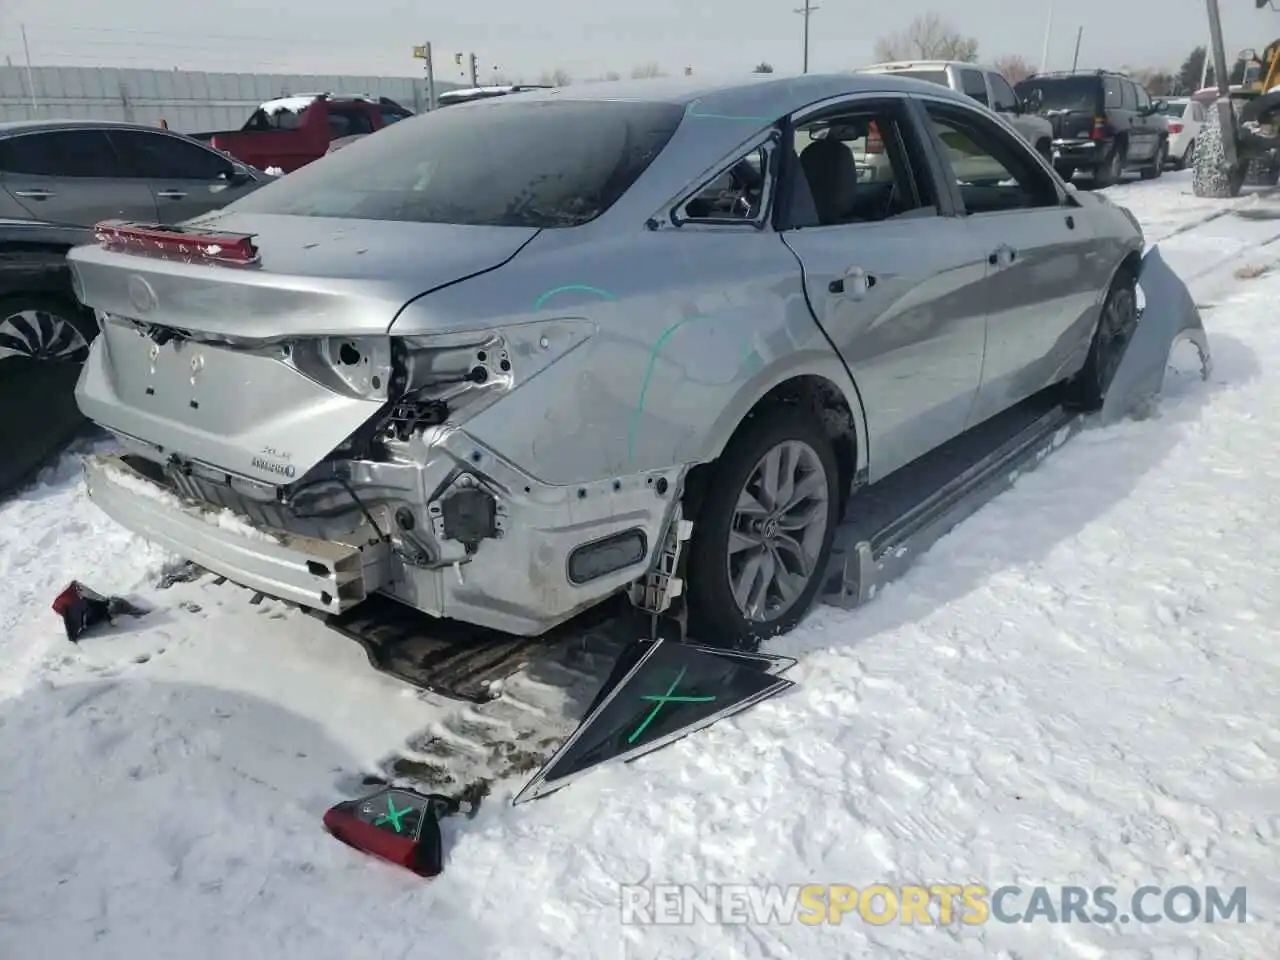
[1097, 287, 1137, 390]
[727, 439, 830, 623]
[0, 308, 90, 363]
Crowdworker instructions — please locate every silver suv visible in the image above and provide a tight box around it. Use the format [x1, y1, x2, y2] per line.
[859, 61, 1054, 159]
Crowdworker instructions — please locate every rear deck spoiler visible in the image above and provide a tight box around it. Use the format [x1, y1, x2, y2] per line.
[92, 220, 261, 267]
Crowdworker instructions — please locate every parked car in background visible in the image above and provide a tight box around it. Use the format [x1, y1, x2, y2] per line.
[435, 84, 552, 107]
[1157, 97, 1205, 169]
[1015, 70, 1168, 184]
[192, 93, 414, 173]
[0, 118, 270, 496]
[0, 220, 100, 496]
[69, 74, 1144, 650]
[858, 60, 1054, 159]
[325, 133, 368, 154]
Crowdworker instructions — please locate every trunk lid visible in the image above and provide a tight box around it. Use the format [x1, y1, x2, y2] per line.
[69, 215, 539, 483]
[67, 213, 539, 339]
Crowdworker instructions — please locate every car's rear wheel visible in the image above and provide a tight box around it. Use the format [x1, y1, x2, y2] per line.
[0, 294, 95, 363]
[1095, 142, 1125, 186]
[1140, 140, 1166, 180]
[0, 294, 99, 496]
[685, 404, 840, 650]
[1067, 270, 1139, 410]
[1172, 138, 1194, 171]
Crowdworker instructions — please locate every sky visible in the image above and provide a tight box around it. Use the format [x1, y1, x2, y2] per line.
[0, 0, 1269, 83]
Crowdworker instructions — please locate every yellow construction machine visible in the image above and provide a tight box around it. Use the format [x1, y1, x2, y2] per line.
[1193, 0, 1280, 196]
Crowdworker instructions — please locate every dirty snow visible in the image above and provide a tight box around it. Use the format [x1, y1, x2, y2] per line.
[1, 171, 1278, 959]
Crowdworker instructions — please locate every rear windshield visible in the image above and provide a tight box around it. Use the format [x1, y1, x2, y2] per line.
[1015, 77, 1100, 112]
[1157, 100, 1187, 117]
[887, 69, 949, 87]
[227, 99, 685, 227]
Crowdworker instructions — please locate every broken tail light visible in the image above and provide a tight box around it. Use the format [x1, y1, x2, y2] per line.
[93, 219, 260, 266]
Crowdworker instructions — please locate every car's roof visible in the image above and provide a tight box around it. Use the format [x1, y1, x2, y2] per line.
[861, 60, 994, 72]
[0, 118, 193, 135]
[487, 71, 972, 115]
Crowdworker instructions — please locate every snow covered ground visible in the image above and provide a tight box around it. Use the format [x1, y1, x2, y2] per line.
[2, 171, 1279, 959]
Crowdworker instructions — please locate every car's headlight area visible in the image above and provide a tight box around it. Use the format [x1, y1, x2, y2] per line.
[378, 317, 595, 444]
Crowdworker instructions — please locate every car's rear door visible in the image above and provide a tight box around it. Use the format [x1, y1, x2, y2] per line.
[0, 128, 157, 227]
[916, 96, 1102, 426]
[779, 93, 989, 481]
[1129, 81, 1161, 161]
[105, 128, 254, 223]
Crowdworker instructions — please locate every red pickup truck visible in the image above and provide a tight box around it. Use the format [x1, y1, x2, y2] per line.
[192, 93, 414, 173]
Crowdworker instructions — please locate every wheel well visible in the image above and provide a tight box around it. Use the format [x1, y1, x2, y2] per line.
[1115, 250, 1141, 288]
[682, 374, 858, 522]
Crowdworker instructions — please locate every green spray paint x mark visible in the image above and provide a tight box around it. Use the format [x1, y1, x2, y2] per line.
[627, 666, 716, 744]
[374, 796, 413, 833]
[533, 284, 618, 311]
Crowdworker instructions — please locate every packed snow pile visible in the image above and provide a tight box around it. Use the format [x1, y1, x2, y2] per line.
[0, 173, 1277, 960]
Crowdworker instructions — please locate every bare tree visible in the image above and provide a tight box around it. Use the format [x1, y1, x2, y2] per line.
[1126, 66, 1177, 97]
[992, 54, 1034, 85]
[753, 61, 775, 73]
[537, 67, 572, 86]
[630, 60, 664, 79]
[873, 13, 979, 63]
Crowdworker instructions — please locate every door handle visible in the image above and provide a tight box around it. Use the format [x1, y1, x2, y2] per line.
[829, 267, 877, 297]
[156, 190, 188, 200]
[13, 189, 53, 200]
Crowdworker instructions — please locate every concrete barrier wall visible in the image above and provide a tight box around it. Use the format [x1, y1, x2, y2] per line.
[0, 65, 462, 133]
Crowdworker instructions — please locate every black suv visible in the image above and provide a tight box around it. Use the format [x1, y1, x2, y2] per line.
[1014, 70, 1168, 185]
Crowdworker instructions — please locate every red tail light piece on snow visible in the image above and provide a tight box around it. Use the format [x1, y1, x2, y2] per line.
[323, 787, 458, 878]
[51, 580, 148, 643]
[93, 219, 260, 266]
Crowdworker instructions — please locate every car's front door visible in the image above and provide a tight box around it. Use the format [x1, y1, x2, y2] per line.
[919, 97, 1102, 427]
[105, 129, 258, 223]
[0, 128, 158, 227]
[779, 94, 989, 481]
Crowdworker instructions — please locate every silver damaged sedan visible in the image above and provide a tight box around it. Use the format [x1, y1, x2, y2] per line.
[67, 73, 1144, 648]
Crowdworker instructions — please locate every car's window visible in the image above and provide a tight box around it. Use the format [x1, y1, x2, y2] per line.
[0, 129, 123, 178]
[1120, 80, 1137, 109]
[988, 73, 1020, 113]
[1016, 76, 1101, 113]
[243, 107, 305, 131]
[1104, 78, 1123, 109]
[1134, 84, 1151, 111]
[107, 130, 234, 180]
[923, 102, 1059, 214]
[1192, 102, 1206, 122]
[379, 105, 412, 126]
[228, 99, 685, 227]
[677, 142, 772, 224]
[884, 69, 949, 88]
[328, 108, 376, 138]
[785, 101, 936, 229]
[960, 69, 989, 106]
[1158, 100, 1189, 117]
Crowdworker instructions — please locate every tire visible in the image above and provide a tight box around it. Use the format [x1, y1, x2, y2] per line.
[1193, 102, 1246, 198]
[0, 294, 98, 497]
[0, 293, 97, 364]
[1172, 138, 1194, 171]
[1067, 269, 1139, 410]
[1094, 142, 1125, 186]
[1140, 140, 1166, 180]
[685, 404, 840, 650]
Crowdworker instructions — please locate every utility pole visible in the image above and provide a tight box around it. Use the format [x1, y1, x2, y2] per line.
[1071, 26, 1083, 71]
[20, 24, 37, 112]
[1039, 1, 1054, 72]
[424, 42, 437, 110]
[793, 0, 818, 74]
[469, 53, 479, 87]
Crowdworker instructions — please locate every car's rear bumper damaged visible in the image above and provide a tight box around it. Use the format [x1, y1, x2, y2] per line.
[83, 445, 683, 636]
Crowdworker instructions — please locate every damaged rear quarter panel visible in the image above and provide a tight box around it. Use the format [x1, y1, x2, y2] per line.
[389, 225, 862, 486]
